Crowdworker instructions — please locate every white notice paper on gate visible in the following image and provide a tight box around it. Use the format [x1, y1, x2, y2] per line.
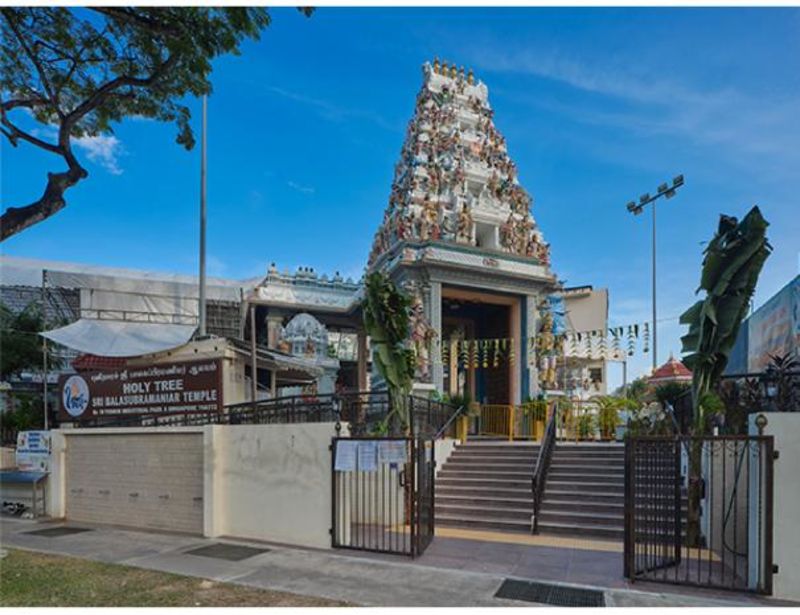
[378, 440, 407, 465]
[335, 440, 358, 472]
[357, 441, 378, 472]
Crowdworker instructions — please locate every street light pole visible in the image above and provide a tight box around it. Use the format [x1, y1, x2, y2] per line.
[651, 200, 657, 372]
[198, 94, 208, 337]
[625, 174, 684, 373]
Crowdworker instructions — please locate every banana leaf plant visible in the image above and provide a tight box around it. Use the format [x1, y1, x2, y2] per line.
[679, 205, 771, 545]
[362, 272, 416, 435]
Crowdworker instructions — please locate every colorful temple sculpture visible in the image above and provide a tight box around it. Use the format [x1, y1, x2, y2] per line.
[359, 59, 558, 403]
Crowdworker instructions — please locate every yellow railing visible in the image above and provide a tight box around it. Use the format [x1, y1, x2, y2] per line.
[479, 404, 515, 440]
[476, 401, 552, 442]
[517, 401, 548, 441]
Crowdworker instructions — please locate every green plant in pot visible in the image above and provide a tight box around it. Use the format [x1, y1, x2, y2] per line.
[577, 413, 595, 440]
[593, 396, 631, 440]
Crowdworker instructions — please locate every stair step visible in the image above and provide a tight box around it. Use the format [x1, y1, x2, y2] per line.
[545, 480, 624, 493]
[543, 490, 624, 503]
[439, 470, 532, 480]
[437, 513, 531, 533]
[437, 494, 533, 507]
[549, 464, 623, 473]
[543, 499, 624, 514]
[438, 476, 532, 488]
[436, 503, 531, 521]
[437, 486, 533, 499]
[545, 473, 623, 484]
[451, 450, 539, 458]
[548, 457, 623, 466]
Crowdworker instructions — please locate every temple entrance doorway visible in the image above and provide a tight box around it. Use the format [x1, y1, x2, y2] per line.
[441, 287, 520, 405]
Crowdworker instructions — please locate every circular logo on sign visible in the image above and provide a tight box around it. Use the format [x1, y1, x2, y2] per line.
[63, 375, 90, 417]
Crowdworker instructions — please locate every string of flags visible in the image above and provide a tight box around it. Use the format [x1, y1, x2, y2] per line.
[563, 322, 650, 360]
[434, 321, 651, 369]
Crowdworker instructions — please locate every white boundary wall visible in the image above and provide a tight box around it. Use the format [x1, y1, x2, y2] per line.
[749, 413, 800, 602]
[47, 425, 459, 551]
[48, 422, 344, 550]
[208, 423, 344, 548]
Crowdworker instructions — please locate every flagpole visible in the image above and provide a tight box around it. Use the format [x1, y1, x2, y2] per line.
[198, 94, 207, 337]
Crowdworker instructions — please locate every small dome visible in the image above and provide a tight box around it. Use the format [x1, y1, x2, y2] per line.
[280, 313, 329, 358]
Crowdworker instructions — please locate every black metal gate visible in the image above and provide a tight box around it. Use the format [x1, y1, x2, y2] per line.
[624, 436, 775, 594]
[331, 437, 435, 557]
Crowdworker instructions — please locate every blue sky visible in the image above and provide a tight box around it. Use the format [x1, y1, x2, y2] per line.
[3, 7, 799, 384]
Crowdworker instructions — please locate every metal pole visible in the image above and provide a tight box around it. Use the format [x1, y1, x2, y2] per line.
[41, 269, 49, 430]
[198, 95, 208, 337]
[250, 303, 257, 408]
[623, 359, 628, 399]
[652, 201, 657, 372]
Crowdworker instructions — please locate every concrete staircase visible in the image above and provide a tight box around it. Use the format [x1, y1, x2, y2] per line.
[538, 443, 625, 540]
[436, 441, 538, 534]
[436, 441, 628, 540]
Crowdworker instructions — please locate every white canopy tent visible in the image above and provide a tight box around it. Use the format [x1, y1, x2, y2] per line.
[40, 319, 197, 357]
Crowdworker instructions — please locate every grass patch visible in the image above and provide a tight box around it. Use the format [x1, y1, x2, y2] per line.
[0, 548, 352, 607]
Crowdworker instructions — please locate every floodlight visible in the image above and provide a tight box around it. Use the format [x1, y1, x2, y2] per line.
[626, 201, 637, 212]
[639, 193, 650, 204]
[657, 183, 668, 194]
[665, 189, 677, 199]
[673, 174, 684, 187]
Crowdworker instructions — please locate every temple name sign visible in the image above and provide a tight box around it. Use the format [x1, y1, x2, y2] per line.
[59, 359, 223, 419]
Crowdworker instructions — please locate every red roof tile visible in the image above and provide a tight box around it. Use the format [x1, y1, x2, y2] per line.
[649, 356, 692, 383]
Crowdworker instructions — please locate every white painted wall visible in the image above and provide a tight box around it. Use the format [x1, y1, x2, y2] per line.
[212, 422, 342, 549]
[434, 437, 457, 477]
[748, 413, 800, 602]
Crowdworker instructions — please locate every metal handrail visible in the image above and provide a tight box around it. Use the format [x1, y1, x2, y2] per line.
[433, 405, 464, 440]
[531, 401, 558, 534]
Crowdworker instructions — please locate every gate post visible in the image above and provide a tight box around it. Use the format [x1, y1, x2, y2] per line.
[764, 436, 775, 595]
[623, 437, 634, 580]
[674, 438, 683, 566]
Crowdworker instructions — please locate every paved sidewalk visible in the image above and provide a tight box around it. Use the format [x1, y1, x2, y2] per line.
[0, 518, 787, 607]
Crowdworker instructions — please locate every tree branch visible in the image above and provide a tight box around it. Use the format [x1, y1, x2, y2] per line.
[0, 112, 61, 154]
[1, 51, 177, 242]
[2, 10, 62, 115]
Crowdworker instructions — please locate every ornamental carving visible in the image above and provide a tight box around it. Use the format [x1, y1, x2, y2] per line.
[366, 59, 553, 269]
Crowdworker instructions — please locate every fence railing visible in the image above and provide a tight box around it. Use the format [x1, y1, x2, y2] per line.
[479, 404, 515, 439]
[624, 435, 775, 594]
[531, 402, 557, 534]
[68, 390, 458, 438]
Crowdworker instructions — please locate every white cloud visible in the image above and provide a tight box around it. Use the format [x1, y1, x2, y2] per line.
[74, 134, 124, 175]
[468, 47, 800, 176]
[287, 180, 315, 195]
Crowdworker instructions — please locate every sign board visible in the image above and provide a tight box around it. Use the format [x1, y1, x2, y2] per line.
[59, 359, 223, 420]
[334, 440, 358, 472]
[16, 430, 51, 472]
[748, 277, 799, 372]
[378, 440, 407, 465]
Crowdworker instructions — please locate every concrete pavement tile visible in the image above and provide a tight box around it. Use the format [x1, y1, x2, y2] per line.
[122, 550, 263, 583]
[230, 548, 510, 607]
